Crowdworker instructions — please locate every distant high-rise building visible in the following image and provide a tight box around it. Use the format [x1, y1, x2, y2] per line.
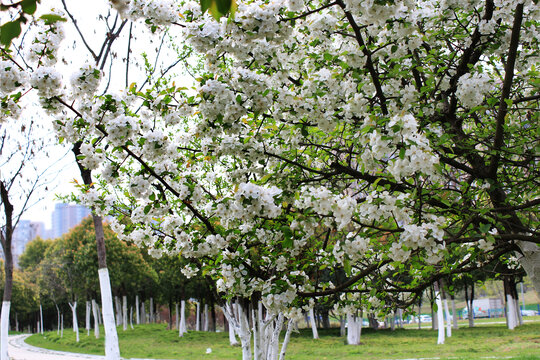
[7, 220, 44, 266]
[51, 203, 91, 239]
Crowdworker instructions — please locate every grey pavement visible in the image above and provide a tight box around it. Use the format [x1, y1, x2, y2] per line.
[8, 334, 105, 360]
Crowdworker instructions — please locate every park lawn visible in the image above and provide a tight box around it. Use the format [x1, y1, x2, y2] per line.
[25, 322, 540, 360]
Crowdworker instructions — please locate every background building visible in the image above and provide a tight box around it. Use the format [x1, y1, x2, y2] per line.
[51, 203, 91, 239]
[1, 203, 91, 266]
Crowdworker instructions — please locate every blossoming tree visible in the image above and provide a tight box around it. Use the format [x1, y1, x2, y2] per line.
[2, 0, 540, 358]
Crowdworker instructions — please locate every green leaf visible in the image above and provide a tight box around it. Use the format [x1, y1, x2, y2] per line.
[21, 0, 38, 15]
[0, 20, 22, 47]
[399, 147, 406, 160]
[39, 14, 67, 25]
[479, 223, 490, 234]
[344, 258, 352, 276]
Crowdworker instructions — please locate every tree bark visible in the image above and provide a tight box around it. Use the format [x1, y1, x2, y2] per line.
[123, 296, 128, 331]
[86, 300, 91, 336]
[1, 182, 14, 360]
[434, 281, 445, 345]
[516, 241, 540, 297]
[69, 302, 80, 342]
[92, 299, 100, 338]
[196, 302, 200, 331]
[135, 295, 140, 324]
[309, 308, 319, 339]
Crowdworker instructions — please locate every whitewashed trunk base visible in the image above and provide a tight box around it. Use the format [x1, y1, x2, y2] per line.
[98, 268, 121, 360]
[1, 301, 11, 360]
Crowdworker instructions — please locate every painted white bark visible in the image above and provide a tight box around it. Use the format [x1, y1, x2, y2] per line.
[451, 298, 458, 330]
[278, 320, 295, 360]
[397, 309, 403, 329]
[223, 302, 298, 360]
[346, 312, 362, 345]
[40, 304, 44, 334]
[417, 303, 422, 330]
[435, 290, 445, 344]
[123, 296, 128, 331]
[196, 302, 201, 331]
[223, 303, 251, 360]
[309, 308, 319, 339]
[129, 306, 134, 329]
[0, 301, 11, 360]
[339, 316, 346, 337]
[61, 314, 64, 338]
[56, 304, 60, 335]
[443, 298, 452, 338]
[98, 268, 121, 360]
[115, 296, 121, 327]
[69, 302, 80, 342]
[92, 299, 100, 338]
[149, 298, 154, 323]
[228, 314, 239, 345]
[175, 303, 179, 330]
[515, 297, 523, 326]
[86, 301, 91, 336]
[239, 304, 251, 360]
[517, 241, 540, 296]
[141, 301, 146, 324]
[135, 295, 140, 325]
[507, 293, 517, 330]
[179, 300, 187, 337]
[466, 297, 474, 328]
[204, 304, 210, 331]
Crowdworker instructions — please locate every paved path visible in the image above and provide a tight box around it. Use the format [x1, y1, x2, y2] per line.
[8, 334, 105, 360]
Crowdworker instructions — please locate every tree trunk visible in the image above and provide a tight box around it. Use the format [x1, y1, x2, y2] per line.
[309, 308, 319, 339]
[179, 300, 187, 336]
[346, 311, 362, 345]
[69, 302, 80, 342]
[73, 143, 121, 359]
[61, 314, 64, 338]
[99, 268, 121, 359]
[451, 295, 458, 330]
[92, 299, 100, 338]
[443, 297, 452, 338]
[115, 296, 121, 327]
[339, 315, 346, 337]
[129, 306, 134, 329]
[40, 304, 44, 334]
[0, 302, 10, 360]
[86, 300, 91, 336]
[196, 302, 201, 331]
[149, 298, 154, 323]
[135, 295, 140, 325]
[204, 303, 209, 331]
[0, 180, 14, 360]
[123, 296, 128, 331]
[465, 282, 474, 328]
[141, 301, 146, 324]
[56, 304, 61, 335]
[516, 241, 540, 297]
[434, 282, 445, 345]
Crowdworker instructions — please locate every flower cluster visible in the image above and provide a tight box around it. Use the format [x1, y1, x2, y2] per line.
[30, 67, 63, 99]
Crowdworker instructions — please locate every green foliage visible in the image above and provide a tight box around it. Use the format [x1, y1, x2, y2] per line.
[200, 0, 236, 20]
[18, 236, 51, 271]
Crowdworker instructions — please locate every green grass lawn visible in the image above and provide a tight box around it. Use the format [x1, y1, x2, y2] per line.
[25, 321, 540, 360]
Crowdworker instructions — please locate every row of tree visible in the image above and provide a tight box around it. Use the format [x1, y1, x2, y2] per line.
[0, 217, 220, 334]
[1, 0, 539, 359]
[1, 215, 528, 339]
